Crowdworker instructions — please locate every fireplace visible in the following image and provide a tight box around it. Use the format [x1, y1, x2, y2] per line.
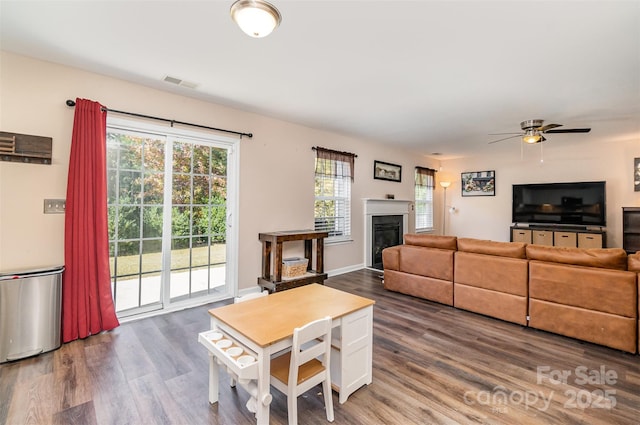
[371, 215, 403, 269]
[364, 199, 411, 269]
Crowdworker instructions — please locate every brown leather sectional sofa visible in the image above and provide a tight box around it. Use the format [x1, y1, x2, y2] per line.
[382, 234, 640, 354]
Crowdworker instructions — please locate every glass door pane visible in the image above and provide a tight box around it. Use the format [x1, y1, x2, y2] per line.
[108, 130, 166, 316]
[170, 140, 228, 302]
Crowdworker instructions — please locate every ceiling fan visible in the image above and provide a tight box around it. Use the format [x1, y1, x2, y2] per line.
[489, 119, 591, 144]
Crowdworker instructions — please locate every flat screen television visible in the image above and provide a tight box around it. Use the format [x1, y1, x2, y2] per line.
[512, 181, 606, 227]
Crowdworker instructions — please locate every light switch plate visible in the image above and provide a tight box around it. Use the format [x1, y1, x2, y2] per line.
[44, 199, 66, 214]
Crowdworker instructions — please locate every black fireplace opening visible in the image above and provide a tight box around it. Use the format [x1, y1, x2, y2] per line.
[372, 215, 403, 270]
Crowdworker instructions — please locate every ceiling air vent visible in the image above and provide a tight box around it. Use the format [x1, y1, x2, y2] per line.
[162, 75, 199, 89]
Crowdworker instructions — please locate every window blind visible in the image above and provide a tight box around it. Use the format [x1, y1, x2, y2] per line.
[415, 167, 435, 231]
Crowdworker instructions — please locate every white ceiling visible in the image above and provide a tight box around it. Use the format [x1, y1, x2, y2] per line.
[1, 1, 639, 158]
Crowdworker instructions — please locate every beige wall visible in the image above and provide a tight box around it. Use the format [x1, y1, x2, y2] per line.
[3, 52, 637, 289]
[438, 137, 640, 247]
[0, 52, 438, 289]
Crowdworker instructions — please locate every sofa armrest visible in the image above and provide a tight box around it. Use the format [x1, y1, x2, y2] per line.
[628, 252, 640, 272]
[382, 246, 400, 271]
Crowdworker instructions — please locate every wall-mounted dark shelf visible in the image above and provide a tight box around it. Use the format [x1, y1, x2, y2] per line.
[622, 207, 640, 254]
[0, 131, 53, 165]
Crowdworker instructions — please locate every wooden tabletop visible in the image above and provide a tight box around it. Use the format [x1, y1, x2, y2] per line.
[258, 230, 329, 242]
[209, 284, 375, 347]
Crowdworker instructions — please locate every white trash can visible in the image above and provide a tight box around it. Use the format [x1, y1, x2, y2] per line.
[0, 265, 64, 363]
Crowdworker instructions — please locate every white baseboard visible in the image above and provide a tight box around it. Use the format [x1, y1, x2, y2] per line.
[237, 264, 365, 298]
[236, 286, 265, 298]
[326, 263, 365, 277]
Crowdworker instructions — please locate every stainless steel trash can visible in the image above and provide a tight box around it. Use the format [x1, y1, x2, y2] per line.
[0, 265, 64, 363]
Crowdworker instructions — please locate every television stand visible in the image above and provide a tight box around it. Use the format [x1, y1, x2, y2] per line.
[510, 225, 605, 248]
[527, 224, 589, 231]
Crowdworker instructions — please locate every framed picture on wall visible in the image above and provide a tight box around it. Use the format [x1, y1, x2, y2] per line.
[461, 170, 495, 197]
[374, 160, 402, 182]
[635, 158, 640, 191]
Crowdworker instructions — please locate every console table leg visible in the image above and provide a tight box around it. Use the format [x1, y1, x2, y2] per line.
[261, 241, 271, 279]
[317, 238, 324, 274]
[274, 241, 283, 282]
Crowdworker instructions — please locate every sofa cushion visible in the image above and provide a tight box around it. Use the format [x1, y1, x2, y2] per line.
[399, 245, 454, 281]
[404, 234, 457, 250]
[454, 251, 528, 296]
[454, 284, 527, 326]
[383, 269, 453, 305]
[526, 244, 628, 271]
[528, 299, 637, 353]
[529, 261, 637, 318]
[457, 238, 526, 259]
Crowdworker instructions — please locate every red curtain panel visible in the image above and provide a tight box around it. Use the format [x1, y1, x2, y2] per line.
[63, 98, 119, 343]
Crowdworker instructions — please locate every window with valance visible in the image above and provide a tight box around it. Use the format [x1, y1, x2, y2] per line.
[415, 167, 435, 231]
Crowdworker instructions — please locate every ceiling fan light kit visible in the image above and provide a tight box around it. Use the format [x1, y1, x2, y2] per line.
[522, 129, 541, 144]
[230, 0, 282, 38]
[489, 119, 591, 145]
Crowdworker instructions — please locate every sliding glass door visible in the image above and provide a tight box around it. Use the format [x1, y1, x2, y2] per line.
[106, 119, 238, 317]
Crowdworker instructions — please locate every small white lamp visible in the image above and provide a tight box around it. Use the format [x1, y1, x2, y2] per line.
[440, 181, 451, 235]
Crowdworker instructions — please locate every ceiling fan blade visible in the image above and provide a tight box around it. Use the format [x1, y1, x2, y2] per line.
[488, 134, 522, 144]
[544, 128, 591, 134]
[538, 123, 562, 132]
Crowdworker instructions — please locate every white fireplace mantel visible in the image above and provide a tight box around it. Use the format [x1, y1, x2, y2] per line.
[363, 199, 411, 268]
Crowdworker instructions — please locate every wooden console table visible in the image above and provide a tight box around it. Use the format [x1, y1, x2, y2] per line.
[257, 230, 329, 292]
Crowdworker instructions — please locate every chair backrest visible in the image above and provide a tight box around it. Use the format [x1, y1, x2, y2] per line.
[289, 316, 332, 386]
[234, 290, 268, 303]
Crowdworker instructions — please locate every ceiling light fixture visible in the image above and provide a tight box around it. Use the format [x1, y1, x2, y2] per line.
[230, 0, 282, 38]
[522, 129, 542, 144]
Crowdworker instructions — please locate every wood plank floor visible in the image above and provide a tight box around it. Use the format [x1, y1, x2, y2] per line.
[1, 268, 639, 424]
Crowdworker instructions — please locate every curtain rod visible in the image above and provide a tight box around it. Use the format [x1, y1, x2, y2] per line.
[65, 99, 253, 139]
[312, 146, 358, 158]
